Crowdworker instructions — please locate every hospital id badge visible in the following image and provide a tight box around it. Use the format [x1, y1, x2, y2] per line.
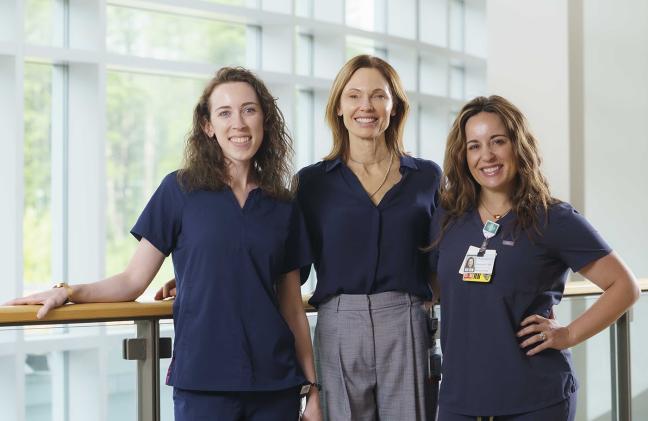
[459, 246, 496, 283]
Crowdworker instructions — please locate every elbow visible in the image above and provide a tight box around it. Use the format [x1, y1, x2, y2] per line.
[630, 281, 641, 305]
[121, 272, 148, 301]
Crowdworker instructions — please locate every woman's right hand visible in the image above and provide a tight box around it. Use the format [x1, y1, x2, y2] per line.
[4, 287, 70, 319]
[154, 278, 177, 300]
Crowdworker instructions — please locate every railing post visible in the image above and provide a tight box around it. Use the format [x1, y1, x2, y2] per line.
[135, 319, 160, 421]
[610, 311, 632, 421]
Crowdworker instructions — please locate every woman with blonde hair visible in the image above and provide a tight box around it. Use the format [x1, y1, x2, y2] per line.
[296, 55, 442, 420]
[429, 95, 639, 420]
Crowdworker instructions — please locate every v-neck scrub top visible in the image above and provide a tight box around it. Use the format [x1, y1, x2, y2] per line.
[296, 156, 442, 306]
[131, 172, 312, 392]
[429, 202, 612, 415]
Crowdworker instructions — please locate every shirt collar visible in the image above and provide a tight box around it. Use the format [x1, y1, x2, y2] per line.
[324, 157, 343, 172]
[324, 155, 419, 172]
[399, 155, 419, 171]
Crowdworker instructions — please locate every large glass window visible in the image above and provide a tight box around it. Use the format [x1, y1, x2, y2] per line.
[106, 71, 205, 291]
[25, 0, 62, 46]
[107, 6, 248, 65]
[23, 63, 53, 287]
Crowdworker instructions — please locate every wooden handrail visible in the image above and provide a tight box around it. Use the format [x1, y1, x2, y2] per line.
[1, 280, 646, 327]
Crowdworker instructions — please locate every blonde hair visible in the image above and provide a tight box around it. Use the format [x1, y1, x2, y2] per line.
[324, 55, 409, 160]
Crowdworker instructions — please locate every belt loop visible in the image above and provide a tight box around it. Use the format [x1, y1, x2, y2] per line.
[336, 295, 341, 312]
[365, 294, 371, 310]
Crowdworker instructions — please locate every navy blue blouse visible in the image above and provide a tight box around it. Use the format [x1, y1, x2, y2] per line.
[429, 202, 612, 415]
[297, 156, 442, 306]
[131, 172, 312, 392]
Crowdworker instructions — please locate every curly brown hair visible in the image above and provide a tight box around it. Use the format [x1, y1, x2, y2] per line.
[439, 95, 559, 237]
[178, 67, 293, 200]
[324, 55, 409, 160]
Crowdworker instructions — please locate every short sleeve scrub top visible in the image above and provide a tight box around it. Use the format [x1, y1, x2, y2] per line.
[131, 172, 312, 392]
[429, 202, 611, 416]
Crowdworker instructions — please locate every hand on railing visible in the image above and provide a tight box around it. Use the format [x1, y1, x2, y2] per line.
[154, 278, 177, 300]
[3, 287, 70, 319]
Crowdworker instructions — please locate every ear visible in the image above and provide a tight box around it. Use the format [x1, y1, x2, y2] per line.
[202, 120, 215, 138]
[337, 108, 343, 117]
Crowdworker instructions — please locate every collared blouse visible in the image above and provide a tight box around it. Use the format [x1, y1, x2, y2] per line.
[297, 156, 442, 306]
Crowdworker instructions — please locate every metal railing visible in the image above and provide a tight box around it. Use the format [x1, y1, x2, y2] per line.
[0, 281, 645, 421]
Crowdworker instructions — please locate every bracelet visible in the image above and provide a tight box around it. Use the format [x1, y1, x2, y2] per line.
[52, 282, 74, 304]
[299, 382, 322, 397]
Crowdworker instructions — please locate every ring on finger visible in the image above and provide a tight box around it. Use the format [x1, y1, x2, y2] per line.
[538, 332, 547, 341]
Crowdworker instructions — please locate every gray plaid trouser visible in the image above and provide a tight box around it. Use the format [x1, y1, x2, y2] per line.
[315, 291, 438, 421]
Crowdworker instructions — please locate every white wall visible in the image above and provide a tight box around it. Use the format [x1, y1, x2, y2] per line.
[487, 0, 570, 202]
[583, 0, 648, 277]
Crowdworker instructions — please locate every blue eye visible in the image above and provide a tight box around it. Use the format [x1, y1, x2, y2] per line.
[243, 107, 256, 114]
[218, 110, 231, 118]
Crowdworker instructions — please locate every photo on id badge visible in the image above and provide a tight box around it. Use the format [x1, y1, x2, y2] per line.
[463, 256, 475, 273]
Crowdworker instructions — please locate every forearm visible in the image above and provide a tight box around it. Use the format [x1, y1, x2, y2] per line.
[70, 239, 165, 303]
[283, 308, 317, 382]
[70, 272, 147, 303]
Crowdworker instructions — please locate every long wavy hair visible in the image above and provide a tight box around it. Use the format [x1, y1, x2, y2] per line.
[439, 95, 559, 237]
[178, 67, 293, 200]
[324, 55, 409, 160]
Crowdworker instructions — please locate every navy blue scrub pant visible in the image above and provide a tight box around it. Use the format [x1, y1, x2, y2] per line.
[437, 393, 577, 421]
[173, 386, 301, 421]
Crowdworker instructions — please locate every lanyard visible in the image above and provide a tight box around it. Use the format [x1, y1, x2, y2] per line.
[478, 220, 500, 256]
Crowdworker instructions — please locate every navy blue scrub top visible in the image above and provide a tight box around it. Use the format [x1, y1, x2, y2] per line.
[131, 172, 312, 392]
[297, 156, 441, 306]
[429, 202, 612, 416]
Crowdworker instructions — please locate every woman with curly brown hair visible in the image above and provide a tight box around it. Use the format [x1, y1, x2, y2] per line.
[7, 67, 322, 421]
[429, 95, 639, 421]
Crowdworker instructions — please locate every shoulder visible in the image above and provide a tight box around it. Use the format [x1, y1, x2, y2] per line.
[297, 161, 328, 178]
[296, 161, 331, 189]
[157, 171, 181, 191]
[411, 157, 442, 176]
[157, 171, 190, 199]
[404, 157, 443, 190]
[546, 201, 578, 224]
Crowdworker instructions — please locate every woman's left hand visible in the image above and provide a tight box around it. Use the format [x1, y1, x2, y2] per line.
[517, 314, 575, 356]
[301, 389, 323, 421]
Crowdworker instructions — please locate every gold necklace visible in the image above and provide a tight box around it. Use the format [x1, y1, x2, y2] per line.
[368, 152, 394, 198]
[480, 201, 512, 221]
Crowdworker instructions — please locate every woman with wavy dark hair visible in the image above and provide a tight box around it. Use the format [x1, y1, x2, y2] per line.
[8, 67, 322, 421]
[429, 95, 639, 421]
[297, 55, 442, 420]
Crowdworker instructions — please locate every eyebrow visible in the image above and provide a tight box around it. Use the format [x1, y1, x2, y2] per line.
[344, 88, 389, 94]
[466, 134, 507, 143]
[214, 101, 259, 111]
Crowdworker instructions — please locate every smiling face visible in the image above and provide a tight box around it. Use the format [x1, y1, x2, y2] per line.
[465, 112, 518, 196]
[337, 67, 395, 143]
[203, 81, 264, 166]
